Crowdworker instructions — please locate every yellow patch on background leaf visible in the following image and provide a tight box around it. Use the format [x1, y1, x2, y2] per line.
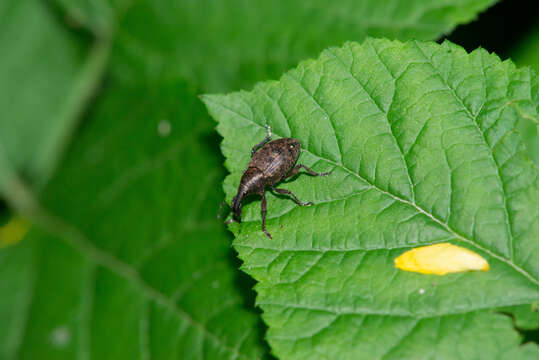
[0, 216, 29, 248]
[394, 243, 489, 275]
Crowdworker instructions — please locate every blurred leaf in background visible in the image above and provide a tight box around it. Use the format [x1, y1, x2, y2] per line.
[1, 82, 270, 359]
[1, 0, 538, 359]
[110, 0, 498, 91]
[0, 0, 108, 196]
[52, 0, 116, 36]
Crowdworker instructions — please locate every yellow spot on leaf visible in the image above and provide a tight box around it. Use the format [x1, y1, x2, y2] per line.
[0, 216, 29, 248]
[394, 243, 489, 275]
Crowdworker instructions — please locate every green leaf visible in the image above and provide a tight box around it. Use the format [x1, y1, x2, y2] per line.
[203, 39, 539, 359]
[111, 0, 497, 91]
[0, 82, 269, 359]
[0, 0, 109, 196]
[508, 25, 539, 165]
[500, 303, 539, 330]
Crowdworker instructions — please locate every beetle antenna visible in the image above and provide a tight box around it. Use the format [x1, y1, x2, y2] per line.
[217, 200, 229, 220]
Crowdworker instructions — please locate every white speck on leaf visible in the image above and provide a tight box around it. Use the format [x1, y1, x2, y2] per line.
[158, 120, 171, 137]
[50, 325, 71, 348]
[419, 288, 425, 295]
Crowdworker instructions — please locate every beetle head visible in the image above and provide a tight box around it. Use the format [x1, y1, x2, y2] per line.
[284, 138, 301, 162]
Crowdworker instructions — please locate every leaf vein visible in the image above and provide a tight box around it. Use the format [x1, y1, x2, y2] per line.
[284, 73, 343, 163]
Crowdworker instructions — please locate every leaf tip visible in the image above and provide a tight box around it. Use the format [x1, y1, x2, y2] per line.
[198, 93, 210, 104]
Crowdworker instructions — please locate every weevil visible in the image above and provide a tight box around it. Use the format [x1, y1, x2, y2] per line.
[220, 125, 331, 239]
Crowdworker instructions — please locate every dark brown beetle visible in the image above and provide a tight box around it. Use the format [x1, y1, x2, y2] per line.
[221, 125, 331, 238]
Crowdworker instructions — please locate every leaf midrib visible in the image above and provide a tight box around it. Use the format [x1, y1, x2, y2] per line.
[256, 297, 539, 319]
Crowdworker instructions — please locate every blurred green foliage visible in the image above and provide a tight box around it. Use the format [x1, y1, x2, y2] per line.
[0, 1, 108, 195]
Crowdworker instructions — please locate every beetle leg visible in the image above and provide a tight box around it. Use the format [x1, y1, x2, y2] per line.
[217, 200, 227, 219]
[260, 191, 272, 239]
[251, 124, 272, 157]
[285, 164, 331, 179]
[271, 186, 313, 206]
[218, 201, 236, 224]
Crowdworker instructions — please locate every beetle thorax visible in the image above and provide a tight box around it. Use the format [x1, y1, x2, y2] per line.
[249, 138, 300, 181]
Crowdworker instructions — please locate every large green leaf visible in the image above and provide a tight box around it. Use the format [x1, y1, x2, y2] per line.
[0, 0, 108, 195]
[111, 0, 497, 91]
[0, 82, 269, 360]
[203, 39, 539, 359]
